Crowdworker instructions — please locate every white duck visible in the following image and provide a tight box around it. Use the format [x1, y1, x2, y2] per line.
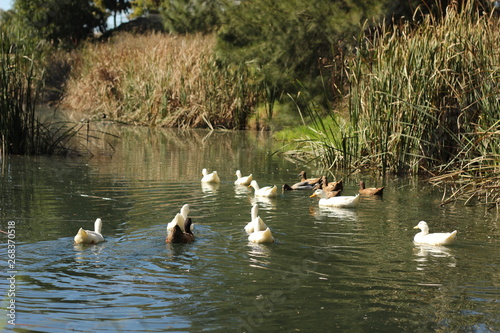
[244, 204, 268, 234]
[201, 169, 220, 183]
[310, 189, 360, 208]
[167, 204, 190, 232]
[248, 227, 275, 244]
[413, 221, 457, 246]
[74, 218, 104, 244]
[235, 170, 253, 186]
[249, 180, 278, 197]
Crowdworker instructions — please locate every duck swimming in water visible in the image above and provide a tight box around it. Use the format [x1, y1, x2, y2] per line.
[201, 169, 220, 183]
[74, 218, 104, 244]
[167, 217, 195, 243]
[413, 221, 457, 246]
[358, 181, 384, 196]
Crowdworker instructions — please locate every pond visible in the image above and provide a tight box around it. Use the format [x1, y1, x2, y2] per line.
[0, 125, 498, 332]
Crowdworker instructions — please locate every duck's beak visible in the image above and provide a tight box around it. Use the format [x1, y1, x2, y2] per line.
[310, 193, 317, 198]
[413, 225, 420, 229]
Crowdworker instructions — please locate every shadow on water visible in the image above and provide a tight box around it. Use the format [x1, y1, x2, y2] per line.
[0, 124, 498, 332]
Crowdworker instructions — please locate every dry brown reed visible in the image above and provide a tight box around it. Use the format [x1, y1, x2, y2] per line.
[62, 32, 259, 128]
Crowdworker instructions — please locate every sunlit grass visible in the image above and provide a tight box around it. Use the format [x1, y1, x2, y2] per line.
[63, 32, 262, 129]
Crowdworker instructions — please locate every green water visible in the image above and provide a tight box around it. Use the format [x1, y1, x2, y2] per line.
[0, 125, 498, 332]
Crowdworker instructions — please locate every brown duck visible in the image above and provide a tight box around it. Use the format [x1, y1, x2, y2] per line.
[314, 176, 343, 197]
[166, 217, 195, 243]
[358, 181, 384, 195]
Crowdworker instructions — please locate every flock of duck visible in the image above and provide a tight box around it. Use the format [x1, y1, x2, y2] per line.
[73, 169, 458, 247]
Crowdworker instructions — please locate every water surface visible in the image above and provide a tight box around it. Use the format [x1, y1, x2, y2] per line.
[0, 126, 498, 332]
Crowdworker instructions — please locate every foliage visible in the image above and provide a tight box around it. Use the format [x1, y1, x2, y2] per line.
[95, 0, 132, 28]
[12, 0, 106, 47]
[217, 0, 391, 112]
[129, 0, 162, 18]
[160, 0, 223, 34]
[62, 32, 262, 129]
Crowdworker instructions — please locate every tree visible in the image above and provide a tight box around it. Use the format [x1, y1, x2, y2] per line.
[129, 0, 162, 18]
[96, 0, 131, 28]
[13, 0, 106, 47]
[161, 0, 223, 34]
[217, 0, 391, 109]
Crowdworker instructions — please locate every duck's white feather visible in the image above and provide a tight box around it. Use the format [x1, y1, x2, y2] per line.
[311, 189, 360, 208]
[167, 204, 190, 232]
[235, 170, 253, 185]
[201, 169, 220, 183]
[248, 227, 275, 244]
[249, 180, 278, 197]
[245, 216, 268, 234]
[74, 218, 104, 244]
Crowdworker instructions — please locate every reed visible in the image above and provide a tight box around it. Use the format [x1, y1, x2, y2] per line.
[303, 1, 499, 171]
[63, 32, 261, 129]
[294, 1, 499, 205]
[0, 32, 82, 156]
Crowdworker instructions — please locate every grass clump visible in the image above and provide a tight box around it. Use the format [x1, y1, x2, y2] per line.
[63, 32, 261, 129]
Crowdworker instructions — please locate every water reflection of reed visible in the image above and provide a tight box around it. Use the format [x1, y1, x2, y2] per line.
[85, 124, 278, 184]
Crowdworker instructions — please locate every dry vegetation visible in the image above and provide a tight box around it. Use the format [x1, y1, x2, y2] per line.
[62, 32, 260, 128]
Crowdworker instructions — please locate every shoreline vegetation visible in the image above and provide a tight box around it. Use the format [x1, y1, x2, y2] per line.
[62, 33, 260, 129]
[0, 0, 498, 207]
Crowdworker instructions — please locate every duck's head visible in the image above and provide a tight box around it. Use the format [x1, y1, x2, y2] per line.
[414, 221, 429, 233]
[236, 170, 242, 177]
[310, 189, 325, 198]
[202, 168, 208, 176]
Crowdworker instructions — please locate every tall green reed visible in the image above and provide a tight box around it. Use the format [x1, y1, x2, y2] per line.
[305, 1, 499, 177]
[1, 32, 81, 156]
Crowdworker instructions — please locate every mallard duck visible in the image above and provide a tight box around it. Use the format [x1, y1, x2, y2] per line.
[358, 181, 384, 195]
[310, 189, 360, 208]
[167, 217, 195, 243]
[248, 227, 275, 244]
[201, 169, 220, 183]
[167, 204, 190, 232]
[249, 180, 278, 197]
[244, 204, 268, 234]
[413, 221, 457, 246]
[282, 181, 316, 191]
[74, 218, 104, 244]
[298, 171, 321, 186]
[235, 170, 253, 185]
